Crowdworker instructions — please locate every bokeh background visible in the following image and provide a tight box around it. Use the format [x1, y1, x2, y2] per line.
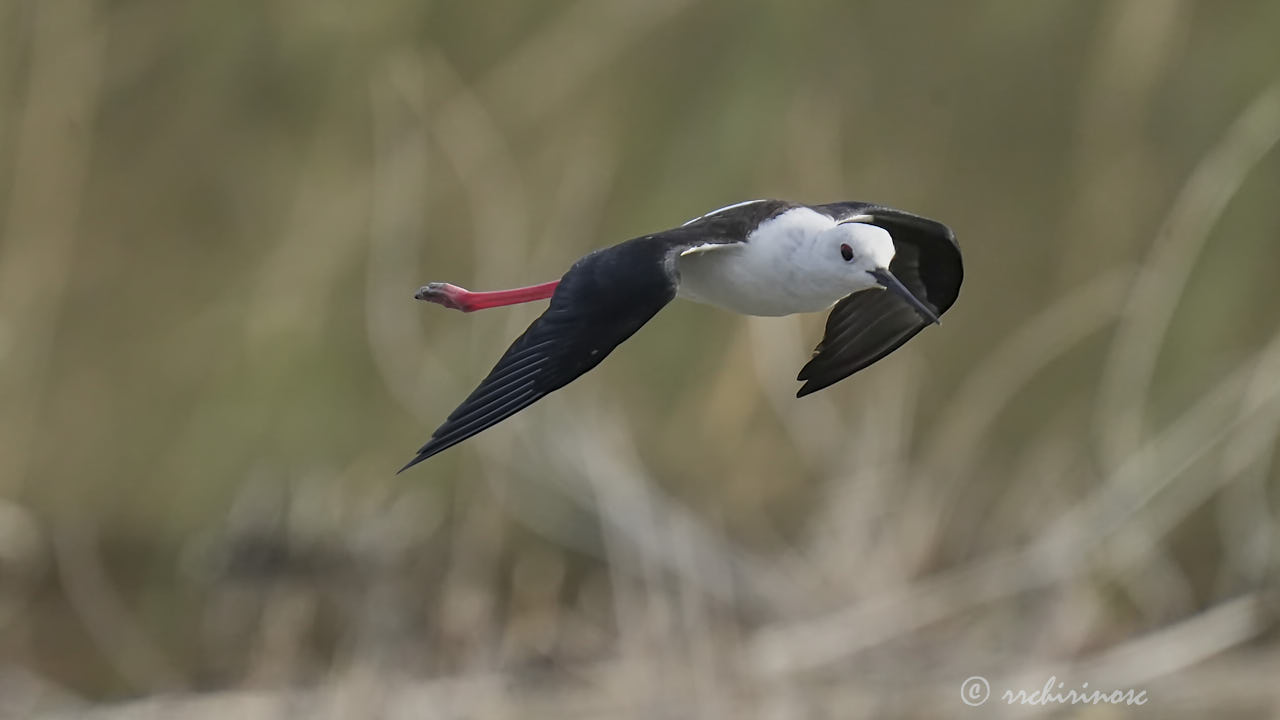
[3, 1, 1280, 717]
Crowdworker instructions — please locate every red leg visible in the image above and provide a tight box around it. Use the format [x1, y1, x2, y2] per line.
[414, 280, 560, 312]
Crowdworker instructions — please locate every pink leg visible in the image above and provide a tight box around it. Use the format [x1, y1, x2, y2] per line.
[414, 280, 560, 312]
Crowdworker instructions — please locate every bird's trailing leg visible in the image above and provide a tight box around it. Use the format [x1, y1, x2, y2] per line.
[414, 280, 560, 312]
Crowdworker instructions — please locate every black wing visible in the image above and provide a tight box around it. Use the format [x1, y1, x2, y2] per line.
[400, 237, 680, 472]
[796, 204, 963, 397]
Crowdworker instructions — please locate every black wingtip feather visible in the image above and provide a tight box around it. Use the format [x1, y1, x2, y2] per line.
[397, 452, 429, 475]
[796, 361, 815, 382]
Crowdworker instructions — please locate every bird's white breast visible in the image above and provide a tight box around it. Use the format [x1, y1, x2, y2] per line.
[676, 207, 849, 316]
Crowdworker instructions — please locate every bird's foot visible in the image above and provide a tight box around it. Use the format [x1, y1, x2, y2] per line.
[414, 282, 470, 311]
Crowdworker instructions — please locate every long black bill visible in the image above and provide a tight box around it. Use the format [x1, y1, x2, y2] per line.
[870, 268, 940, 325]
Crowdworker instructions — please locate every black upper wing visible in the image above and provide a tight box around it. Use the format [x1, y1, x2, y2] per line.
[796, 203, 962, 397]
[399, 236, 682, 472]
[401, 200, 803, 470]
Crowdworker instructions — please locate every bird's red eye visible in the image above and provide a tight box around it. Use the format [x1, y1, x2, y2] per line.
[840, 243, 854, 261]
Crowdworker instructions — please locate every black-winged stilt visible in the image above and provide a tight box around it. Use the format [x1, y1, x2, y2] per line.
[401, 200, 962, 472]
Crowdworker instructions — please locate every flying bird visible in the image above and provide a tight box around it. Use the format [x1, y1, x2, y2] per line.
[401, 200, 962, 472]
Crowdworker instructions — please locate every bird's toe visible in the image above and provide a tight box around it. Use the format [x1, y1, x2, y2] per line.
[415, 282, 464, 310]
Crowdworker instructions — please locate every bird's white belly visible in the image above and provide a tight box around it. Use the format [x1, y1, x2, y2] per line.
[676, 244, 843, 317]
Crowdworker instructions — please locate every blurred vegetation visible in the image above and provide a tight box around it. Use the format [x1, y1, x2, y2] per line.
[2, 0, 1280, 717]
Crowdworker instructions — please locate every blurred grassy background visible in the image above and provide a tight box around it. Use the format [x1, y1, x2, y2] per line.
[3, 0, 1280, 717]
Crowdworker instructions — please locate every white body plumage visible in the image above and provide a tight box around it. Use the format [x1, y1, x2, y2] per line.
[676, 206, 896, 316]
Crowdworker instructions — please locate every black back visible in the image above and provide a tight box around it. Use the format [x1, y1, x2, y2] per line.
[680, 199, 797, 239]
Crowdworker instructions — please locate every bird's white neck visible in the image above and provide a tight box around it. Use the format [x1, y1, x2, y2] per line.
[675, 207, 886, 317]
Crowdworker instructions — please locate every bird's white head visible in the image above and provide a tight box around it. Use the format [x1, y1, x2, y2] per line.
[815, 220, 940, 324]
[817, 221, 896, 290]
